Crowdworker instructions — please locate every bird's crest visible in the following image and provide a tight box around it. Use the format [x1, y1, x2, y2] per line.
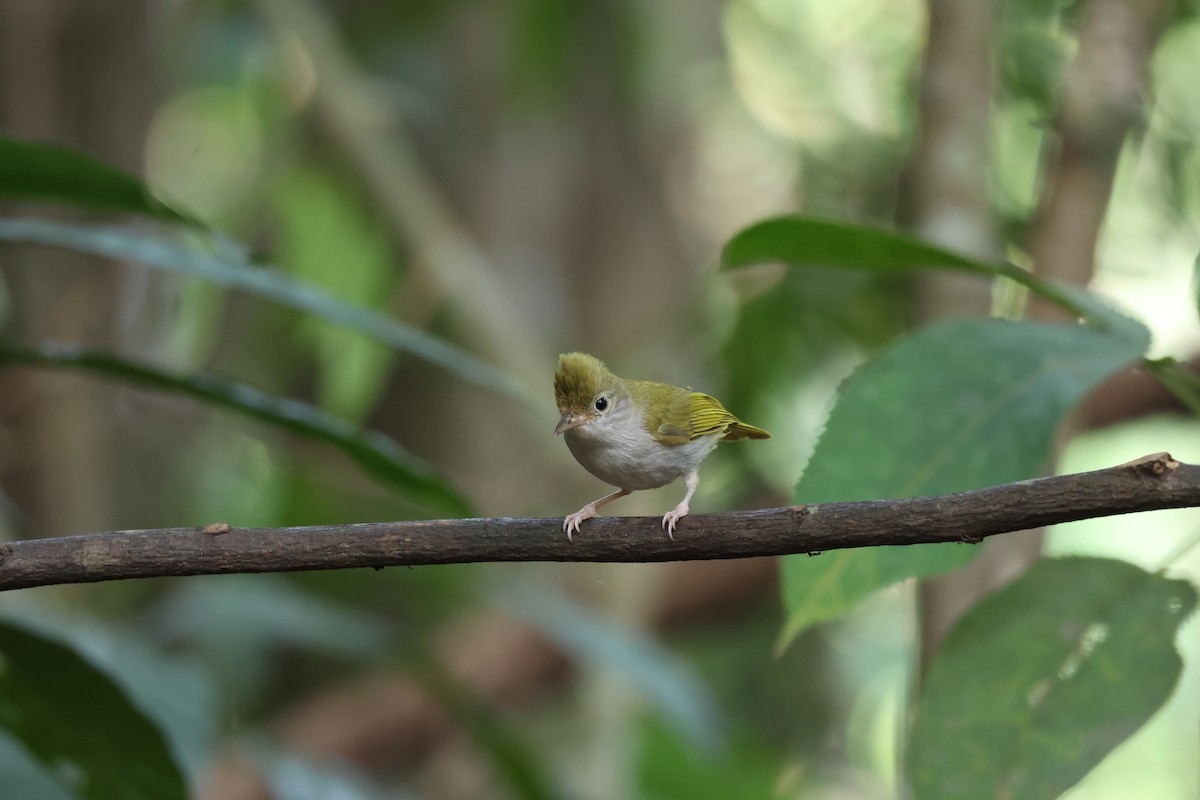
[554, 352, 613, 411]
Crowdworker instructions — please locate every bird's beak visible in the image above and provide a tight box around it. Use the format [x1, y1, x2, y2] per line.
[554, 410, 586, 436]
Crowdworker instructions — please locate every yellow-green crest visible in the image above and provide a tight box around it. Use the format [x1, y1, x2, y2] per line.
[554, 352, 613, 411]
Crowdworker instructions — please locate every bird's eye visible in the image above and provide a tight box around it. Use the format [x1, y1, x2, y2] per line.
[594, 396, 609, 412]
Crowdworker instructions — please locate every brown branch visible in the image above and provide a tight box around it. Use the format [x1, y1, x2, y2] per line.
[2, 454, 1197, 593]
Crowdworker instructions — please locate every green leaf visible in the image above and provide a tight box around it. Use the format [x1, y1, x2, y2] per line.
[0, 218, 523, 400]
[721, 215, 1092, 320]
[0, 135, 195, 225]
[723, 215, 990, 275]
[908, 557, 1197, 800]
[0, 342, 471, 515]
[778, 316, 1150, 649]
[0, 619, 187, 800]
[152, 575, 390, 705]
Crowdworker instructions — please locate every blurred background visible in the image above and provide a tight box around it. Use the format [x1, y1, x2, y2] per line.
[1, 0, 1198, 798]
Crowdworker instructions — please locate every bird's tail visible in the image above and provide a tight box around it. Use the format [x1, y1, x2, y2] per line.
[723, 420, 771, 440]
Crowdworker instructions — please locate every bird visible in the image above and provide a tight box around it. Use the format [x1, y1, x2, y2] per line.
[552, 352, 770, 540]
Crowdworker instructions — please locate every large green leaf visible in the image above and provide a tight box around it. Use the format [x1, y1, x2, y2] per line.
[0, 342, 470, 515]
[0, 620, 187, 800]
[723, 215, 990, 275]
[721, 215, 1090, 320]
[777, 316, 1150, 649]
[0, 218, 522, 400]
[0, 135, 194, 225]
[908, 557, 1197, 800]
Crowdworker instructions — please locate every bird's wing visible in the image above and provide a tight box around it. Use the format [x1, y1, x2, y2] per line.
[651, 390, 737, 445]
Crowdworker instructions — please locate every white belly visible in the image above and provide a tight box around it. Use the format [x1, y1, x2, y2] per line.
[564, 424, 719, 491]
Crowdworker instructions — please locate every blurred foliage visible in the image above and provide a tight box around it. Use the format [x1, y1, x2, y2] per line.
[419, 665, 565, 800]
[0, 342, 470, 515]
[0, 217, 521, 399]
[508, 0, 643, 105]
[0, 135, 197, 226]
[254, 748, 422, 800]
[636, 718, 782, 800]
[272, 167, 399, 423]
[494, 581, 723, 752]
[0, 1, 1198, 799]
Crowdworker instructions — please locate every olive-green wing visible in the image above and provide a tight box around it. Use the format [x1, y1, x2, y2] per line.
[649, 389, 769, 444]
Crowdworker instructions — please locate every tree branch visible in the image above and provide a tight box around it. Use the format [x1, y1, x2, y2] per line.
[2, 454, 1196, 593]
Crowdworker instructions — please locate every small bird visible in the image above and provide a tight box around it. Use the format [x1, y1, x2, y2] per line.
[553, 352, 770, 540]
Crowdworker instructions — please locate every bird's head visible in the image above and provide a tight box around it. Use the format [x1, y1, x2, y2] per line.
[553, 352, 622, 436]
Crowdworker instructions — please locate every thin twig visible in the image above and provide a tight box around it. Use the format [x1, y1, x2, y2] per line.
[0, 454, 1196, 593]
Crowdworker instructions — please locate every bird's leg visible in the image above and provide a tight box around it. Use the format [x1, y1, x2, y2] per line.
[563, 488, 631, 541]
[662, 469, 700, 539]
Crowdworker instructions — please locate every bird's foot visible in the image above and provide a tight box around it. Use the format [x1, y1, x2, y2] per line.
[563, 505, 598, 542]
[661, 502, 689, 540]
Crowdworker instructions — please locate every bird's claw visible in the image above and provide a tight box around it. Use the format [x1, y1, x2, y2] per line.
[562, 506, 596, 542]
[661, 504, 689, 541]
